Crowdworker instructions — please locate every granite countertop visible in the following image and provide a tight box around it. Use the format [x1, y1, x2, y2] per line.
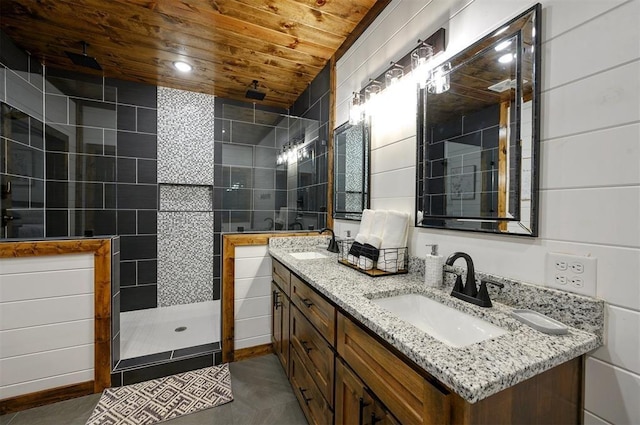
[269, 236, 604, 403]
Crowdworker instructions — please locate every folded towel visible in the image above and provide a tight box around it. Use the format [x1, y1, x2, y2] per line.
[378, 211, 410, 272]
[358, 235, 382, 270]
[370, 210, 388, 239]
[359, 209, 375, 237]
[347, 233, 368, 265]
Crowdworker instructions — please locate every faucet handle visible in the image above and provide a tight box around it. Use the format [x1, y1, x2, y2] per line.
[476, 281, 493, 307]
[481, 279, 505, 289]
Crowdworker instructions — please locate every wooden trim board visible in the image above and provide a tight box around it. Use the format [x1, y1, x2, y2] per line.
[0, 239, 112, 414]
[234, 343, 274, 362]
[221, 232, 318, 363]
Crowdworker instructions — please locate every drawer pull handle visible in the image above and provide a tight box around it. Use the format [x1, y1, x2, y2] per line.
[301, 340, 312, 354]
[272, 290, 282, 309]
[358, 397, 371, 425]
[302, 298, 313, 308]
[299, 387, 312, 405]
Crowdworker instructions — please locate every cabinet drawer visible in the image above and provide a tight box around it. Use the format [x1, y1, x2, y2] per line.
[290, 274, 335, 345]
[290, 348, 333, 425]
[272, 259, 291, 296]
[290, 305, 334, 406]
[337, 313, 450, 425]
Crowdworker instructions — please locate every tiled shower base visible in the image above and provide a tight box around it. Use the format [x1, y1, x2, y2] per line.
[120, 300, 221, 359]
[112, 300, 221, 386]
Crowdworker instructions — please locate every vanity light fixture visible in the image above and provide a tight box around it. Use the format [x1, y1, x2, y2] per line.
[427, 62, 451, 94]
[411, 43, 434, 88]
[363, 80, 382, 117]
[173, 61, 192, 72]
[349, 92, 363, 125]
[385, 62, 404, 87]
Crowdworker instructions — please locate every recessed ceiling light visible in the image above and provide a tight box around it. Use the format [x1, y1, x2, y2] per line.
[173, 61, 192, 72]
[498, 53, 515, 64]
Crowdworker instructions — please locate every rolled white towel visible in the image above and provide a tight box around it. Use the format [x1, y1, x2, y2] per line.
[359, 209, 375, 236]
[370, 210, 388, 239]
[378, 211, 410, 272]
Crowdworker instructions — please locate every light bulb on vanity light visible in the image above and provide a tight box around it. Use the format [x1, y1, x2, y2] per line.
[427, 62, 451, 94]
[411, 44, 434, 88]
[385, 64, 404, 87]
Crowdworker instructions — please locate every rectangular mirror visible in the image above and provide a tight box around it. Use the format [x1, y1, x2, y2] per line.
[333, 121, 370, 220]
[416, 4, 540, 236]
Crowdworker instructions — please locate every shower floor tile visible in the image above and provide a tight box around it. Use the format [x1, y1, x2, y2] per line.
[120, 300, 220, 360]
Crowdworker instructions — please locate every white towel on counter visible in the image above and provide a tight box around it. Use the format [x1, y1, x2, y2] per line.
[359, 209, 375, 237]
[378, 211, 410, 272]
[370, 210, 388, 238]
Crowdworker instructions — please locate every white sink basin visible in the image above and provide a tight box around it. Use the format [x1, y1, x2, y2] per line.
[372, 294, 508, 348]
[289, 251, 328, 260]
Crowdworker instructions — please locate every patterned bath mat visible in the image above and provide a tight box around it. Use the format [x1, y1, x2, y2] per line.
[86, 363, 233, 425]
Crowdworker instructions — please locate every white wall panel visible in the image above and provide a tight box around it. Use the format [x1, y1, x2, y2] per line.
[234, 316, 270, 341]
[541, 124, 640, 189]
[0, 370, 94, 400]
[234, 256, 272, 280]
[0, 344, 93, 387]
[371, 167, 416, 200]
[0, 320, 93, 359]
[585, 357, 640, 425]
[592, 306, 640, 374]
[0, 254, 93, 275]
[235, 296, 271, 321]
[235, 245, 269, 259]
[584, 411, 611, 425]
[0, 294, 94, 330]
[234, 276, 271, 300]
[541, 61, 640, 141]
[540, 187, 640, 247]
[235, 335, 271, 350]
[0, 269, 94, 302]
[371, 136, 416, 175]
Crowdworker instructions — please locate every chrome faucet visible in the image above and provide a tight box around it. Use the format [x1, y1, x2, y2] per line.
[445, 252, 503, 308]
[318, 227, 340, 253]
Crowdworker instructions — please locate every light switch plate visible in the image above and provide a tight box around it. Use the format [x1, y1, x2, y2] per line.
[545, 252, 597, 297]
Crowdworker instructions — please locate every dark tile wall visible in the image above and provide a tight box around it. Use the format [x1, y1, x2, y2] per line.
[0, 29, 158, 312]
[290, 63, 331, 229]
[44, 68, 158, 312]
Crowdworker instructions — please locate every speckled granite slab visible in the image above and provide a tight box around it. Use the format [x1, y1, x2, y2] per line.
[269, 236, 603, 403]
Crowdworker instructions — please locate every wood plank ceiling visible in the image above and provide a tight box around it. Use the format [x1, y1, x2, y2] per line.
[0, 0, 385, 109]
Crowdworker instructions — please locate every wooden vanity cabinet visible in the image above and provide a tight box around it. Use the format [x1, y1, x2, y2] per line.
[271, 260, 290, 376]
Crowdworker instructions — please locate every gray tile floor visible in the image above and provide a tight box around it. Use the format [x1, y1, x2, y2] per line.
[1, 354, 307, 425]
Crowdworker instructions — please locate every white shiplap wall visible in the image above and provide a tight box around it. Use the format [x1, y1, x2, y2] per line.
[334, 1, 640, 423]
[234, 245, 272, 350]
[0, 254, 95, 399]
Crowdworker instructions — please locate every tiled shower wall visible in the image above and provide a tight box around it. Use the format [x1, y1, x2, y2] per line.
[157, 87, 215, 307]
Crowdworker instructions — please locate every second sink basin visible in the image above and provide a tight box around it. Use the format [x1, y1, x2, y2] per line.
[289, 251, 328, 260]
[372, 294, 508, 348]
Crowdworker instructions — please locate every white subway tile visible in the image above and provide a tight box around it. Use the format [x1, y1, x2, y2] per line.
[235, 245, 269, 259]
[234, 276, 272, 300]
[541, 61, 640, 140]
[234, 335, 271, 350]
[0, 254, 94, 275]
[370, 167, 416, 200]
[234, 256, 272, 279]
[585, 357, 640, 425]
[543, 0, 639, 90]
[592, 305, 640, 374]
[541, 124, 640, 189]
[0, 344, 94, 386]
[0, 369, 94, 399]
[234, 316, 270, 340]
[0, 319, 94, 359]
[540, 187, 640, 247]
[0, 294, 94, 330]
[0, 269, 94, 302]
[234, 296, 271, 321]
[543, 0, 628, 40]
[371, 136, 416, 174]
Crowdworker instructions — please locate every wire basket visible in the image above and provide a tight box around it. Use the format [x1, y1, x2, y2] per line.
[337, 239, 408, 277]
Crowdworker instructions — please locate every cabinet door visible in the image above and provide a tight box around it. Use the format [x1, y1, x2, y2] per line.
[271, 282, 289, 375]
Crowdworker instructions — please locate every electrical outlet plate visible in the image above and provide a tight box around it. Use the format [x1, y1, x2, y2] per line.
[545, 252, 597, 297]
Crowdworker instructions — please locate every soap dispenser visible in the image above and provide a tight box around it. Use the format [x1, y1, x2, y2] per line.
[424, 244, 443, 287]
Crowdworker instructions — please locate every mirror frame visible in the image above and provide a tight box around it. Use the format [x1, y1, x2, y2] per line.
[333, 120, 370, 221]
[416, 4, 541, 236]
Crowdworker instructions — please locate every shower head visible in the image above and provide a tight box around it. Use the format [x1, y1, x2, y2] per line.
[65, 41, 102, 71]
[245, 80, 266, 101]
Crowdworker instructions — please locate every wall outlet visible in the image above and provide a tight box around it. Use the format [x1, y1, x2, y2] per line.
[545, 252, 597, 297]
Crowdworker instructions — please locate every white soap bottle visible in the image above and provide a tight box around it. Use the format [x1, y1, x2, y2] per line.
[424, 244, 443, 287]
